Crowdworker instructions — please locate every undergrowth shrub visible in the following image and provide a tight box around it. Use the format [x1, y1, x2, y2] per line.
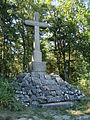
[72, 79, 90, 98]
[0, 76, 25, 111]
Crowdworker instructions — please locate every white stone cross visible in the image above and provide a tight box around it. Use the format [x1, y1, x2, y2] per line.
[25, 12, 48, 62]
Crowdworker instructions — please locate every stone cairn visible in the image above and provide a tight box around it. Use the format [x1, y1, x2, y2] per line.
[15, 72, 84, 107]
[15, 12, 85, 107]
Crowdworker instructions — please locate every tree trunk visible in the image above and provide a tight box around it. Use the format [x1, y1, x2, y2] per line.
[62, 40, 68, 81]
[22, 32, 26, 72]
[54, 33, 60, 76]
[27, 37, 29, 72]
[57, 39, 61, 76]
[2, 36, 5, 74]
[2, 0, 7, 75]
[68, 43, 70, 82]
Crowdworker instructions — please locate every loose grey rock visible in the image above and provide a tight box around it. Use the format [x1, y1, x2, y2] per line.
[28, 90, 32, 96]
[32, 101, 38, 107]
[33, 116, 39, 120]
[75, 115, 90, 120]
[15, 72, 85, 107]
[42, 112, 48, 118]
[6, 116, 15, 120]
[54, 115, 71, 120]
[45, 75, 51, 79]
[23, 73, 31, 81]
[16, 73, 27, 79]
[17, 118, 27, 120]
[32, 95, 37, 101]
[0, 116, 4, 120]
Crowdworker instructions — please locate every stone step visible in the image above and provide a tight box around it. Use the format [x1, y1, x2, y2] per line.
[41, 101, 74, 108]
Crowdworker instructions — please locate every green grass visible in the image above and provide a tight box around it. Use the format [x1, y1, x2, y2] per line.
[0, 101, 90, 120]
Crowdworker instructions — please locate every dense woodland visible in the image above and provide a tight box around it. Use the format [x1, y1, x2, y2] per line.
[0, 0, 90, 109]
[0, 0, 89, 80]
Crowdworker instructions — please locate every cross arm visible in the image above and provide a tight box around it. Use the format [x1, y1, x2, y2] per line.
[25, 20, 48, 29]
[39, 22, 48, 29]
[24, 20, 35, 27]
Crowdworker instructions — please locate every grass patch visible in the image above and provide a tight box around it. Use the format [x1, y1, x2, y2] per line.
[67, 101, 90, 116]
[0, 101, 90, 120]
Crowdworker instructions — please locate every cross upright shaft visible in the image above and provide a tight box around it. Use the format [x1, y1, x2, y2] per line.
[25, 12, 48, 62]
[34, 12, 40, 51]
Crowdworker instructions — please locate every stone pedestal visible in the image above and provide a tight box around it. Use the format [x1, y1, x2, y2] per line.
[31, 61, 46, 73]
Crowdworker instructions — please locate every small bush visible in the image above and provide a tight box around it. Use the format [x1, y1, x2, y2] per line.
[72, 79, 90, 98]
[0, 76, 25, 111]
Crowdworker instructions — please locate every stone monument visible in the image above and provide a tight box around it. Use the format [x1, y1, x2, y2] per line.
[15, 12, 85, 107]
[25, 12, 48, 73]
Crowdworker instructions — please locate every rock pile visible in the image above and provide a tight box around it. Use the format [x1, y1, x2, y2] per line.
[15, 72, 85, 107]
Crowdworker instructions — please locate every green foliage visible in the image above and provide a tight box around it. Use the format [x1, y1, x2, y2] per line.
[46, 0, 90, 82]
[74, 79, 90, 98]
[0, 76, 15, 107]
[41, 39, 58, 74]
[0, 0, 89, 96]
[9, 98, 26, 111]
[0, 76, 25, 111]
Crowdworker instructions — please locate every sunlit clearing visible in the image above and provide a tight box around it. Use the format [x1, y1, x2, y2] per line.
[80, 79, 86, 87]
[68, 110, 84, 116]
[85, 108, 90, 114]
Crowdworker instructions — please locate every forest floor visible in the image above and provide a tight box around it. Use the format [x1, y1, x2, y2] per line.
[0, 101, 90, 120]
